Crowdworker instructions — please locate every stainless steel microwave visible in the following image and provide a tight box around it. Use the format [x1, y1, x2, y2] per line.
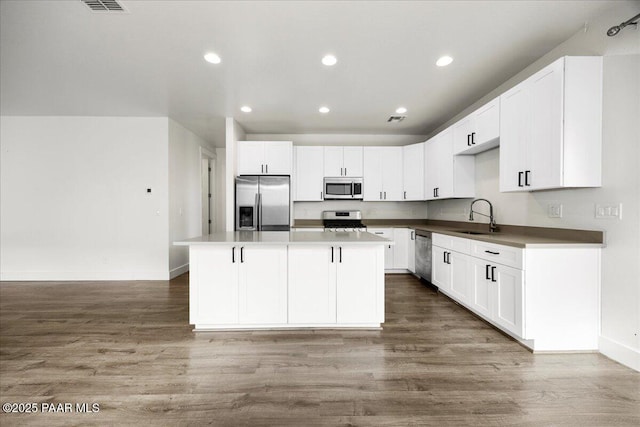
[323, 177, 363, 200]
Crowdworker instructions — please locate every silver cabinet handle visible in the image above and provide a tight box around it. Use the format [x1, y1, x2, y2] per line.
[265, 164, 268, 174]
[345, 168, 347, 176]
[404, 191, 407, 199]
[340, 167, 343, 176]
[261, 164, 264, 174]
[232, 246, 236, 263]
[384, 191, 386, 199]
[240, 247, 244, 263]
[379, 191, 382, 200]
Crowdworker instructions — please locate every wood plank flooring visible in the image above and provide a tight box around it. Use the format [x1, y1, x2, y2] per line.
[1, 274, 638, 426]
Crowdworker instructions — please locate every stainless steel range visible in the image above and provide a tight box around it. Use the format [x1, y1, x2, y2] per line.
[322, 210, 367, 232]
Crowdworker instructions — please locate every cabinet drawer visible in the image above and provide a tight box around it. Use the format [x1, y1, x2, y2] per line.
[368, 228, 393, 240]
[470, 241, 523, 269]
[433, 233, 470, 254]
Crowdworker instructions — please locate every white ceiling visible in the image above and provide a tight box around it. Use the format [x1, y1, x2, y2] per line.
[0, 0, 633, 146]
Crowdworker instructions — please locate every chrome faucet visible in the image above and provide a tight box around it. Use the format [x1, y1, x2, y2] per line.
[469, 199, 498, 233]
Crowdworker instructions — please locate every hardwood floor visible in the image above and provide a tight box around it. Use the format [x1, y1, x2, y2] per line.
[1, 274, 638, 426]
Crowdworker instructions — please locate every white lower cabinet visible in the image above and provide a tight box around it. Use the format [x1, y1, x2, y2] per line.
[469, 257, 523, 337]
[392, 228, 409, 270]
[336, 246, 381, 324]
[432, 245, 472, 304]
[408, 229, 416, 273]
[288, 245, 383, 325]
[433, 233, 599, 351]
[190, 245, 287, 325]
[288, 246, 336, 324]
[238, 246, 287, 324]
[190, 246, 239, 325]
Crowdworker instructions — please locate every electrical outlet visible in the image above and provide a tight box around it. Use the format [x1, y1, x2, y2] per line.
[595, 203, 622, 219]
[547, 203, 563, 218]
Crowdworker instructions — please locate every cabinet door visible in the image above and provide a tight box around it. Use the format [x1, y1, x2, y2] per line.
[449, 252, 472, 305]
[237, 141, 265, 175]
[499, 84, 529, 192]
[238, 246, 287, 324]
[402, 143, 425, 200]
[336, 246, 379, 324]
[294, 146, 324, 201]
[263, 141, 292, 175]
[324, 146, 344, 177]
[408, 229, 416, 273]
[431, 246, 451, 291]
[475, 98, 500, 146]
[393, 228, 409, 269]
[469, 258, 492, 319]
[492, 264, 524, 337]
[343, 146, 363, 177]
[288, 246, 336, 324]
[190, 246, 238, 325]
[452, 116, 474, 154]
[363, 147, 384, 201]
[382, 147, 404, 201]
[436, 129, 454, 198]
[528, 60, 563, 190]
[424, 137, 439, 200]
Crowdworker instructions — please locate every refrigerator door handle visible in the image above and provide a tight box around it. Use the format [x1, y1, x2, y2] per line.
[257, 193, 262, 230]
[254, 193, 260, 230]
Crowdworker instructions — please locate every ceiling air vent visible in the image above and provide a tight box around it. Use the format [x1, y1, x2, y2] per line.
[81, 0, 127, 12]
[387, 115, 406, 123]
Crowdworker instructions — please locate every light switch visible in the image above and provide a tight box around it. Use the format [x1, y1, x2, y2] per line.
[595, 203, 622, 219]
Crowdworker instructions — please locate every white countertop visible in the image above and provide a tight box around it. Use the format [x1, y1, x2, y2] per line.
[174, 231, 393, 246]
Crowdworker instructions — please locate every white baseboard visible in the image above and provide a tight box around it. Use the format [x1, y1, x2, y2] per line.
[599, 335, 640, 372]
[169, 263, 189, 279]
[0, 270, 170, 281]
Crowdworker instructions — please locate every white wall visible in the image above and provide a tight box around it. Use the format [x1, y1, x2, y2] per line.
[0, 116, 170, 280]
[225, 118, 246, 231]
[215, 147, 226, 232]
[168, 119, 216, 278]
[428, 4, 640, 370]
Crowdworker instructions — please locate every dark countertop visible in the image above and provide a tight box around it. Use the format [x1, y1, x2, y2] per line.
[293, 219, 604, 248]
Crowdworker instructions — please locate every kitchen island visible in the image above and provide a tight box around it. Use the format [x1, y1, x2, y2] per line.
[174, 231, 392, 330]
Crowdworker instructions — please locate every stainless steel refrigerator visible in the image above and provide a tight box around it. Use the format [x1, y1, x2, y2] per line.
[235, 176, 290, 231]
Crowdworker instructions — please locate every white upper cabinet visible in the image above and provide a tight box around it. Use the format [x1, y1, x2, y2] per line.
[453, 98, 500, 155]
[499, 56, 603, 192]
[293, 146, 324, 201]
[363, 147, 403, 201]
[424, 129, 475, 201]
[237, 141, 292, 175]
[402, 142, 425, 200]
[323, 146, 363, 177]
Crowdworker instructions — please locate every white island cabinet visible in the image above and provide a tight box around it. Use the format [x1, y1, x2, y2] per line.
[175, 231, 389, 330]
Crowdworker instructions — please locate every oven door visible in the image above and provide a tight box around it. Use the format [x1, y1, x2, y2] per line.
[323, 178, 354, 200]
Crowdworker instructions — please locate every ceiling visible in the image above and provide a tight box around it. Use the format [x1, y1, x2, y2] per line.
[0, 0, 632, 146]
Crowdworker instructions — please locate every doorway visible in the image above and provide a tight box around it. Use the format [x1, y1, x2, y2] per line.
[201, 148, 216, 235]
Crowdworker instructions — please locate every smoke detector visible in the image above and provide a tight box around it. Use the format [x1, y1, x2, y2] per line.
[81, 0, 127, 12]
[387, 115, 406, 123]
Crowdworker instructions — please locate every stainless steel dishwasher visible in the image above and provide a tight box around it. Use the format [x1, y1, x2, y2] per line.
[415, 231, 432, 283]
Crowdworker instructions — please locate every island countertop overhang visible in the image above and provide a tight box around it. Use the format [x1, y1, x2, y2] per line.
[174, 231, 394, 246]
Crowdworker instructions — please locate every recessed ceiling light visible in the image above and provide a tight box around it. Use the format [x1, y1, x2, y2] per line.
[322, 55, 337, 66]
[204, 52, 221, 64]
[396, 107, 407, 114]
[240, 106, 252, 113]
[436, 56, 453, 67]
[319, 106, 330, 114]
